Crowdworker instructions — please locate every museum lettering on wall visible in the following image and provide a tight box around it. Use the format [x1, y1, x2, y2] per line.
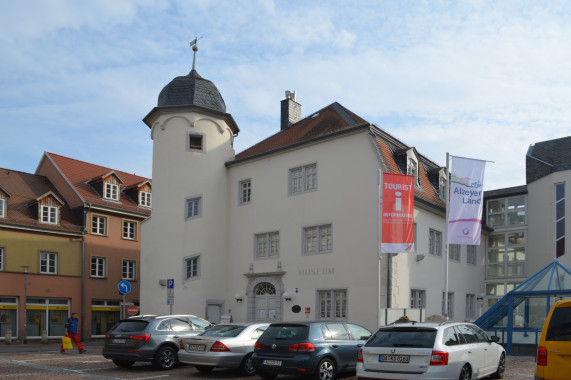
[298, 267, 335, 276]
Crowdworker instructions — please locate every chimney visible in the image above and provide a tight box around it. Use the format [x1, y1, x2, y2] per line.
[280, 91, 301, 131]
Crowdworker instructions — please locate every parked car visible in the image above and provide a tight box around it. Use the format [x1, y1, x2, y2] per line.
[252, 321, 372, 380]
[535, 299, 571, 380]
[356, 321, 505, 380]
[102, 314, 212, 370]
[178, 322, 269, 375]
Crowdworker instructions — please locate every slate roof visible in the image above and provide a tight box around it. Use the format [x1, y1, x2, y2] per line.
[484, 185, 528, 199]
[526, 136, 571, 183]
[0, 168, 83, 234]
[231, 102, 446, 209]
[158, 69, 227, 113]
[43, 153, 152, 216]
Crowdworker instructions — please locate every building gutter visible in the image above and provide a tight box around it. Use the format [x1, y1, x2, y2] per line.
[81, 203, 91, 340]
[0, 222, 83, 236]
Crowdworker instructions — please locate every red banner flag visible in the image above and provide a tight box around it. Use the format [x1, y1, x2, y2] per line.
[381, 173, 415, 253]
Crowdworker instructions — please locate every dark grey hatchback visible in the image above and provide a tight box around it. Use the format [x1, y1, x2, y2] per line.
[102, 315, 212, 370]
[252, 322, 372, 380]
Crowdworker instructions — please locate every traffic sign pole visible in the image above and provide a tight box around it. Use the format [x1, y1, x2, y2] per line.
[118, 281, 132, 319]
[167, 279, 174, 314]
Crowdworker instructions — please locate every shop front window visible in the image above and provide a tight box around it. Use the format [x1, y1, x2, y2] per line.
[0, 297, 17, 339]
[91, 300, 120, 336]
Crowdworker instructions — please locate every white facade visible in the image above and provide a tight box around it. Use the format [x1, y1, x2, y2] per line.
[528, 171, 571, 272]
[140, 68, 486, 331]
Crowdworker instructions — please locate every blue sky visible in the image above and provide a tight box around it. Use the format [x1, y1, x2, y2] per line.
[1, 0, 570, 190]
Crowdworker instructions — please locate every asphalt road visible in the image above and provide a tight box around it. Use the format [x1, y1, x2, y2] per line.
[0, 340, 536, 379]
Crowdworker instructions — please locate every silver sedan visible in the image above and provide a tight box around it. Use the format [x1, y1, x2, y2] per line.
[178, 322, 269, 376]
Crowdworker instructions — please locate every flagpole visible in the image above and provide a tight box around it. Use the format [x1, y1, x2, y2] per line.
[444, 152, 450, 319]
[377, 169, 382, 327]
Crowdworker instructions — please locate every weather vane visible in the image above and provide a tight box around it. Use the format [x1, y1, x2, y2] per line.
[190, 37, 202, 71]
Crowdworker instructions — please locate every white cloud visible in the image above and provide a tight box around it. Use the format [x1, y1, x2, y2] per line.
[1, 0, 570, 191]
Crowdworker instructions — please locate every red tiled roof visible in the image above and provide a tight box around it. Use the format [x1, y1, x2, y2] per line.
[376, 139, 445, 208]
[45, 153, 151, 215]
[235, 102, 368, 161]
[0, 168, 83, 234]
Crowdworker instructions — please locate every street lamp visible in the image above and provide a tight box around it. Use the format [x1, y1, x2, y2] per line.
[21, 266, 30, 344]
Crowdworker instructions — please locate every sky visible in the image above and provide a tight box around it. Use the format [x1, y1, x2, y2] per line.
[1, 0, 570, 190]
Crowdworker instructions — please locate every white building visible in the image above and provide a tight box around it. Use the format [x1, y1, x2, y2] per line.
[140, 58, 485, 331]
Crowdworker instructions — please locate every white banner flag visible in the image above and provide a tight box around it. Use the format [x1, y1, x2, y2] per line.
[447, 156, 486, 245]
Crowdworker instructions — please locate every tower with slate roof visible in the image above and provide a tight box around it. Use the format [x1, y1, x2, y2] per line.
[141, 42, 239, 315]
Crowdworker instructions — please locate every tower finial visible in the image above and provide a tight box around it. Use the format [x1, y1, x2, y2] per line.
[190, 37, 202, 71]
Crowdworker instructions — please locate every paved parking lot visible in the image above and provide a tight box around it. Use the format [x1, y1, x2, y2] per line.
[0, 341, 535, 380]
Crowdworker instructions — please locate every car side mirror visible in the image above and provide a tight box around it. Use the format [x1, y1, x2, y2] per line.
[490, 336, 500, 343]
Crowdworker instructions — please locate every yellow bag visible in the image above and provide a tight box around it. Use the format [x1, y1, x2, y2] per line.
[62, 336, 73, 350]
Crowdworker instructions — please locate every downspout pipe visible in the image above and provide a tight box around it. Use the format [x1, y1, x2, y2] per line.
[81, 203, 92, 340]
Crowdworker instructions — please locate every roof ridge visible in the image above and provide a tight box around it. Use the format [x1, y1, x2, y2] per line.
[47, 152, 150, 181]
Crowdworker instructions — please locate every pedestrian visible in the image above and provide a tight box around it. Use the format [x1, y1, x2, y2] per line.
[61, 312, 86, 354]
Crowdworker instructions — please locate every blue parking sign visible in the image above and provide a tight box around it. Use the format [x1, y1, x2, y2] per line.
[167, 279, 174, 289]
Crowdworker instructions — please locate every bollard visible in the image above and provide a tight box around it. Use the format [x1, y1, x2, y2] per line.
[5, 329, 12, 344]
[41, 329, 48, 344]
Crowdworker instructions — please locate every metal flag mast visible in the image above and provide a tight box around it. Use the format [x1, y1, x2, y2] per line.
[444, 153, 493, 319]
[444, 153, 450, 319]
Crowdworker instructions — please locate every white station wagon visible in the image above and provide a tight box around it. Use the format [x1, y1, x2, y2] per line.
[357, 321, 505, 380]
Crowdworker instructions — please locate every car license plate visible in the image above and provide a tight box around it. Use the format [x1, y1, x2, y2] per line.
[263, 359, 282, 366]
[112, 338, 126, 344]
[189, 344, 205, 351]
[380, 354, 410, 363]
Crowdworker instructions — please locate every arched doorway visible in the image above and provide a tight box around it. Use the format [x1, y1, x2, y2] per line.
[254, 282, 280, 322]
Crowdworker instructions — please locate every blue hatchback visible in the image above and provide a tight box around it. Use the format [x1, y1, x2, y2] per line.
[252, 322, 372, 380]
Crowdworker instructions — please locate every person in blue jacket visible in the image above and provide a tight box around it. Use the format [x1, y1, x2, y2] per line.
[61, 312, 86, 354]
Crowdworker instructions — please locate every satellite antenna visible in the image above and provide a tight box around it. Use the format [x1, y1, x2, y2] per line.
[190, 37, 202, 71]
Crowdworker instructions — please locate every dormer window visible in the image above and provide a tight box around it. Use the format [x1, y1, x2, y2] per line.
[105, 183, 119, 200]
[32, 191, 63, 225]
[140, 191, 152, 207]
[88, 172, 124, 201]
[0, 187, 10, 218]
[41, 205, 58, 224]
[439, 172, 447, 199]
[407, 157, 419, 186]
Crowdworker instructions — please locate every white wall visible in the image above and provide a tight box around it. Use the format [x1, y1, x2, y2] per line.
[141, 112, 235, 317]
[527, 171, 571, 273]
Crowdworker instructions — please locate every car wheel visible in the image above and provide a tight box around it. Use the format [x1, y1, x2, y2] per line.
[490, 353, 505, 379]
[258, 370, 278, 379]
[152, 346, 177, 370]
[459, 364, 472, 380]
[112, 359, 134, 368]
[239, 353, 257, 376]
[196, 365, 214, 372]
[314, 358, 336, 380]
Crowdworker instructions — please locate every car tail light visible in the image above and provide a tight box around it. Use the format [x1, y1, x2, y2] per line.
[357, 348, 363, 363]
[130, 334, 151, 342]
[210, 341, 230, 352]
[289, 342, 316, 351]
[537, 346, 547, 366]
[179, 339, 184, 350]
[104, 334, 110, 339]
[254, 341, 262, 350]
[430, 351, 449, 365]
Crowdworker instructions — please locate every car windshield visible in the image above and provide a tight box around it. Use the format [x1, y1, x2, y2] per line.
[367, 327, 437, 348]
[261, 325, 309, 340]
[200, 325, 246, 337]
[112, 320, 149, 333]
[546, 307, 571, 341]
